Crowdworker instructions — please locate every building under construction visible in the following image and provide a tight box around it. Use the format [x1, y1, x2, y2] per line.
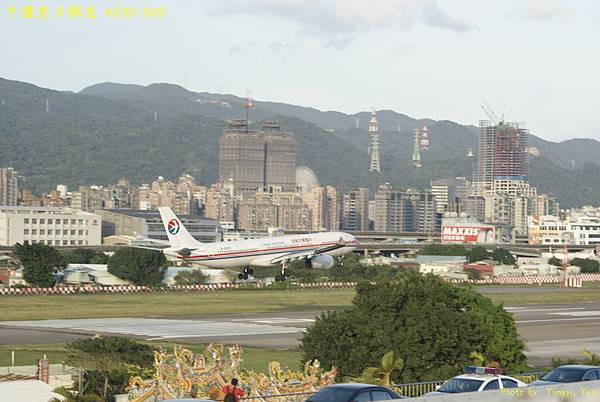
[475, 120, 528, 189]
[219, 119, 297, 192]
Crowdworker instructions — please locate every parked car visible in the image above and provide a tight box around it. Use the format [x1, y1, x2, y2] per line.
[306, 383, 404, 402]
[529, 365, 600, 386]
[424, 366, 526, 396]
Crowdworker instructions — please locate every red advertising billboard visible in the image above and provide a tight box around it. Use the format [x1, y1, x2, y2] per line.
[441, 225, 495, 243]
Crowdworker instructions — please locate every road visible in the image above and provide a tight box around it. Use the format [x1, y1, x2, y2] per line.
[2, 303, 600, 365]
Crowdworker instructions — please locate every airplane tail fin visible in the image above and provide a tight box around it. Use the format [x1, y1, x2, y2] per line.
[158, 207, 202, 249]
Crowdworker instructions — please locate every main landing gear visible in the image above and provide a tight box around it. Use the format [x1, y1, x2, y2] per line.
[275, 262, 289, 282]
[237, 267, 254, 280]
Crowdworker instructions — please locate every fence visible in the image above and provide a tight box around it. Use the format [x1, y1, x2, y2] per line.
[468, 273, 600, 285]
[2, 273, 600, 296]
[393, 380, 445, 398]
[393, 372, 546, 398]
[0, 282, 358, 296]
[205, 372, 548, 402]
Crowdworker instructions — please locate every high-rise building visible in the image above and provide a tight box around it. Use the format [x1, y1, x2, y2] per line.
[406, 189, 438, 233]
[137, 176, 192, 215]
[475, 120, 528, 191]
[457, 195, 486, 222]
[219, 119, 297, 192]
[430, 177, 470, 213]
[368, 112, 381, 172]
[204, 182, 236, 223]
[373, 184, 437, 232]
[237, 190, 310, 231]
[237, 191, 278, 231]
[304, 186, 342, 231]
[0, 167, 18, 206]
[343, 188, 370, 231]
[276, 192, 310, 231]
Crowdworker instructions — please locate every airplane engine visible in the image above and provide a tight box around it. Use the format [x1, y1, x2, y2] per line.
[305, 254, 334, 269]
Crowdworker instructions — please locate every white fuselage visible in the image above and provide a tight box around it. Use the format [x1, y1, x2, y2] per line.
[167, 231, 358, 269]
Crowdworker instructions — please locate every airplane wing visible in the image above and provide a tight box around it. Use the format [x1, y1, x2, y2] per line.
[270, 237, 346, 265]
[129, 245, 169, 251]
[132, 232, 171, 246]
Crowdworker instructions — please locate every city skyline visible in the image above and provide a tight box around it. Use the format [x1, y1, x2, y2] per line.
[2, 1, 600, 142]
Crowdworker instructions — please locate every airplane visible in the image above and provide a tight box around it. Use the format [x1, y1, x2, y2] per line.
[151, 207, 359, 280]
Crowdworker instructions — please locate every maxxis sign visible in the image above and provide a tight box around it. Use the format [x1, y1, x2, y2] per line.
[441, 225, 495, 243]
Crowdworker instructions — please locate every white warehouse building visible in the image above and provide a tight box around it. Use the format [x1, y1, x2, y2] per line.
[0, 206, 101, 247]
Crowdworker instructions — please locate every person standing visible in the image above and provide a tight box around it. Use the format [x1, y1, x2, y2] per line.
[222, 378, 245, 402]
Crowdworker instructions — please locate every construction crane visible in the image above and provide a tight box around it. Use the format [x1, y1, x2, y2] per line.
[481, 101, 503, 125]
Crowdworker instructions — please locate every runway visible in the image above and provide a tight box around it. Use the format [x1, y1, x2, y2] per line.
[2, 304, 600, 364]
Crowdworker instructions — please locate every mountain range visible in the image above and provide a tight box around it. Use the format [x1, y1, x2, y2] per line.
[0, 77, 599, 207]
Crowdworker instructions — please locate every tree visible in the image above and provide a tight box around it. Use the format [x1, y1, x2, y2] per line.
[570, 258, 600, 273]
[52, 386, 102, 402]
[301, 272, 526, 382]
[352, 351, 404, 386]
[490, 248, 516, 265]
[548, 257, 563, 267]
[465, 268, 482, 281]
[13, 243, 65, 287]
[65, 336, 155, 401]
[421, 244, 468, 256]
[174, 269, 208, 285]
[467, 246, 489, 263]
[64, 248, 109, 265]
[328, 253, 403, 282]
[581, 350, 600, 365]
[469, 351, 485, 366]
[107, 248, 166, 286]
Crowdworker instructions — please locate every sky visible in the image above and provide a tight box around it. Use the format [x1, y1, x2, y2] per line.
[2, 0, 599, 141]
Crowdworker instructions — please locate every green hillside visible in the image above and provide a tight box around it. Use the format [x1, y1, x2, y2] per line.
[1, 78, 600, 207]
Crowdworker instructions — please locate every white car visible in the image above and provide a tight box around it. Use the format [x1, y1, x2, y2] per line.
[425, 367, 527, 396]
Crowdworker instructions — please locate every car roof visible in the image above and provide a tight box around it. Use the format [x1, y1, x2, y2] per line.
[452, 374, 521, 381]
[553, 365, 600, 370]
[327, 383, 387, 390]
[452, 374, 495, 380]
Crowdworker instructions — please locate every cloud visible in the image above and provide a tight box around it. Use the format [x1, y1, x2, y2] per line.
[206, 0, 475, 47]
[422, 0, 475, 33]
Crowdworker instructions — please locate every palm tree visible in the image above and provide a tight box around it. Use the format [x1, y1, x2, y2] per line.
[469, 352, 485, 367]
[378, 351, 404, 386]
[353, 351, 404, 386]
[581, 350, 600, 365]
[51, 387, 102, 402]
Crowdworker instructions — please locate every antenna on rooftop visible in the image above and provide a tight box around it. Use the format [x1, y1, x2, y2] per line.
[244, 93, 255, 134]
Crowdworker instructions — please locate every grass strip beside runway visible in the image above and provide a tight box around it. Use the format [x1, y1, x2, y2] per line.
[0, 342, 303, 372]
[0, 289, 356, 321]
